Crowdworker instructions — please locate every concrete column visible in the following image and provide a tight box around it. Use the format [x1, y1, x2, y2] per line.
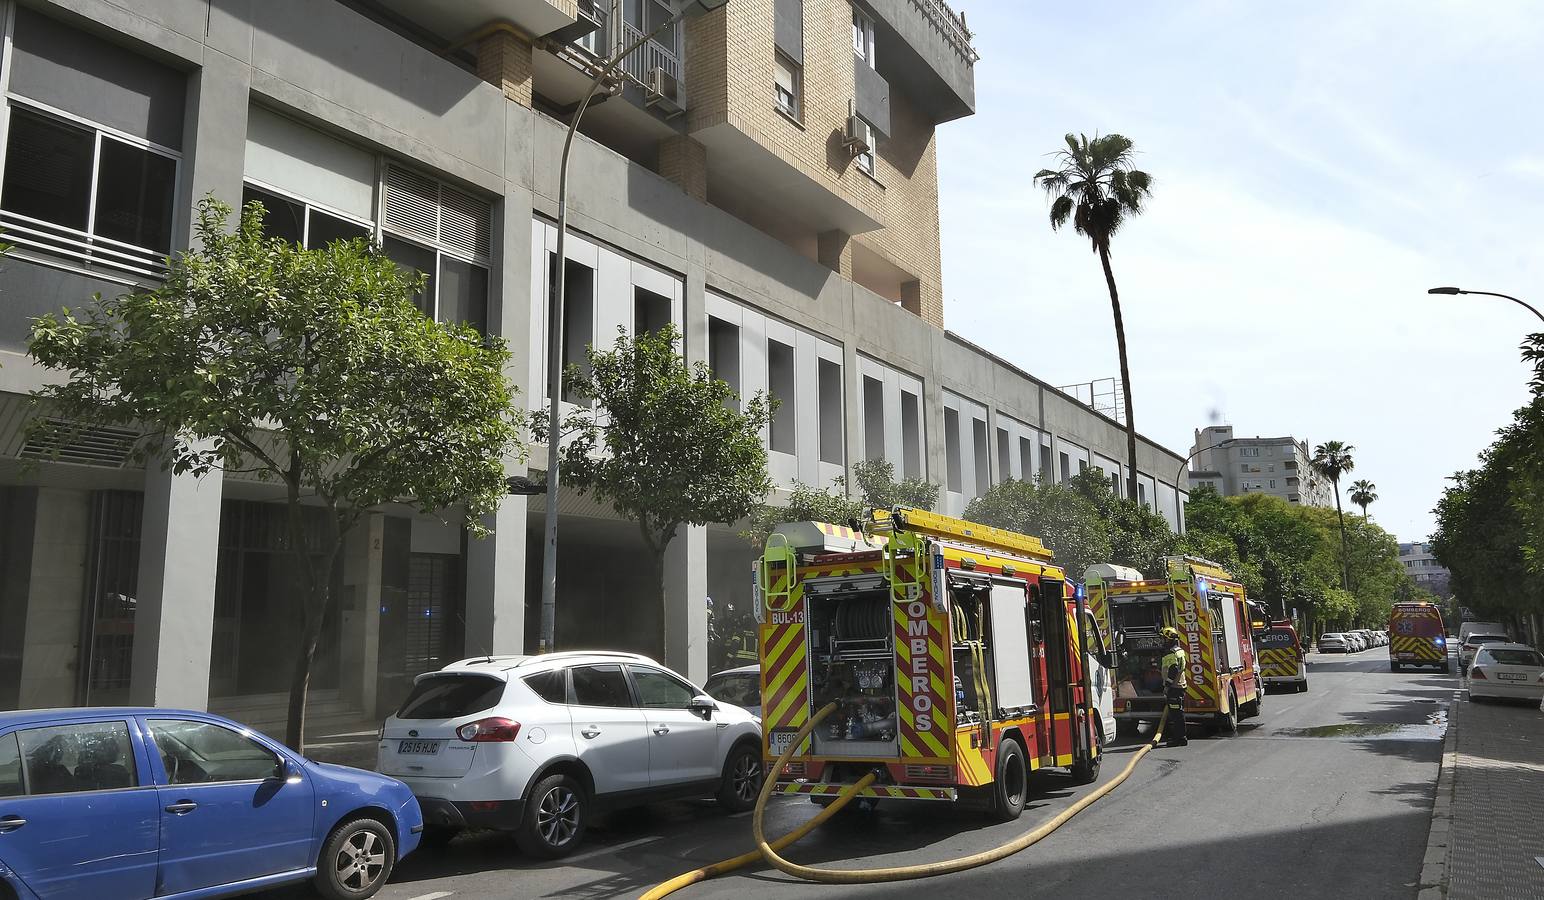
[477, 30, 534, 108]
[129, 457, 224, 709]
[175, 52, 250, 250]
[465, 496, 528, 655]
[338, 513, 384, 715]
[664, 525, 708, 684]
[658, 135, 708, 202]
[817, 229, 853, 279]
[17, 489, 90, 708]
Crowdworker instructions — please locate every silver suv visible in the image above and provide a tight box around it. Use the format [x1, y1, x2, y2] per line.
[377, 651, 763, 858]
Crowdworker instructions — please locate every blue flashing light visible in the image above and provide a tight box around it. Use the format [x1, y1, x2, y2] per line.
[1435, 637, 1445, 647]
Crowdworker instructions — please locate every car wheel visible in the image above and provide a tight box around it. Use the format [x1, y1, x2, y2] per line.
[988, 738, 1027, 822]
[716, 741, 764, 812]
[418, 825, 460, 850]
[516, 773, 587, 859]
[1070, 721, 1102, 785]
[1297, 681, 1309, 693]
[1390, 661, 1401, 672]
[314, 817, 395, 900]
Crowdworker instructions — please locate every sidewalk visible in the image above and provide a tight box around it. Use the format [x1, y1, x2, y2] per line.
[1423, 693, 1544, 899]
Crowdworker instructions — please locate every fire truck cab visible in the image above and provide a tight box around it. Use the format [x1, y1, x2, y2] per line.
[1086, 556, 1263, 738]
[755, 508, 1106, 822]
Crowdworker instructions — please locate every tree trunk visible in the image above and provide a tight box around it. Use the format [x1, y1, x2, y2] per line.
[282, 490, 343, 752]
[1098, 244, 1140, 504]
[1332, 481, 1350, 592]
[650, 541, 669, 665]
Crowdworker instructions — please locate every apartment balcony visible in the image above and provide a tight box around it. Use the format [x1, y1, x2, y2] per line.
[371, 0, 584, 43]
[862, 0, 977, 122]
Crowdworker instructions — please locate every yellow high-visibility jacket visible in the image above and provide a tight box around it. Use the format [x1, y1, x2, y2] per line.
[1162, 646, 1188, 691]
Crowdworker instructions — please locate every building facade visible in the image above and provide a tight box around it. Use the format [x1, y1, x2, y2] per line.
[1398, 541, 1451, 599]
[1186, 425, 1332, 507]
[0, 0, 1187, 724]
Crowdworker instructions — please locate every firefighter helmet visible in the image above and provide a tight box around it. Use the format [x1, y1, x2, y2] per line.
[1160, 626, 1181, 642]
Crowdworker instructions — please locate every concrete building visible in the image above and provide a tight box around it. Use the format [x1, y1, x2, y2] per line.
[1186, 425, 1332, 507]
[1398, 541, 1451, 599]
[0, 0, 1187, 724]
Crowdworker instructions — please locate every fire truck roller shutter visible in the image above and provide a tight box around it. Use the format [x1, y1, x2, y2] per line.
[988, 581, 1035, 710]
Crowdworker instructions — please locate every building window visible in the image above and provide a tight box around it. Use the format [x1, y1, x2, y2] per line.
[854, 120, 877, 176]
[0, 103, 177, 281]
[997, 428, 1011, 483]
[972, 418, 990, 497]
[708, 316, 740, 409]
[900, 389, 922, 479]
[243, 183, 370, 250]
[381, 165, 491, 333]
[768, 339, 796, 454]
[1059, 452, 1071, 482]
[944, 408, 962, 493]
[774, 52, 801, 119]
[863, 376, 885, 462]
[818, 358, 843, 465]
[1019, 437, 1035, 482]
[852, 7, 876, 64]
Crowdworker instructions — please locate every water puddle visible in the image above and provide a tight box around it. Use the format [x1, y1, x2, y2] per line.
[1274, 709, 1447, 741]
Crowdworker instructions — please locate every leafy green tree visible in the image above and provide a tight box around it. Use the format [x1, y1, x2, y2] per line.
[28, 199, 524, 749]
[739, 458, 940, 548]
[850, 458, 940, 512]
[1348, 479, 1378, 518]
[1034, 133, 1153, 504]
[1311, 440, 1356, 590]
[553, 325, 773, 665]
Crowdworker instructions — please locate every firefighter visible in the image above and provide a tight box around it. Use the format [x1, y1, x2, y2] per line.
[1160, 627, 1188, 747]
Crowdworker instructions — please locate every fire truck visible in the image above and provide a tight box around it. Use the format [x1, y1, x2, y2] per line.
[1085, 556, 1263, 738]
[754, 508, 1108, 822]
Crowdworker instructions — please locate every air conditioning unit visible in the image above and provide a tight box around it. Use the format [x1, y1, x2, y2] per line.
[646, 66, 683, 116]
[844, 114, 872, 155]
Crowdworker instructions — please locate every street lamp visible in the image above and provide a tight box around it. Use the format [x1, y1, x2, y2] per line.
[1427, 286, 1544, 325]
[539, 0, 730, 655]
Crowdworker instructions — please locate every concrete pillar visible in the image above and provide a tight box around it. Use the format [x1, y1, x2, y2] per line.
[664, 525, 708, 684]
[818, 229, 853, 279]
[16, 489, 89, 708]
[465, 496, 528, 655]
[338, 513, 384, 715]
[477, 30, 534, 108]
[658, 135, 708, 202]
[175, 52, 250, 250]
[129, 457, 224, 709]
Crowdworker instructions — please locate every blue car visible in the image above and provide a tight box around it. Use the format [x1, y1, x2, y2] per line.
[0, 708, 422, 899]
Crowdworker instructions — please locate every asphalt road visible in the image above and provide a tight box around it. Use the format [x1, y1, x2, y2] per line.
[267, 646, 1455, 900]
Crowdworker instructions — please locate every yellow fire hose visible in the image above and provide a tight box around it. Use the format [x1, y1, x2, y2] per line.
[640, 701, 1170, 898]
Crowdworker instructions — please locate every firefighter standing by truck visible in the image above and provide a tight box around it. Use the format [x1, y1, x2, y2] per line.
[1160, 627, 1188, 747]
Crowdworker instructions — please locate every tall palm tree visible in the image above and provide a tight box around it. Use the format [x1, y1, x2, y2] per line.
[1312, 441, 1356, 590]
[1348, 479, 1378, 518]
[1035, 134, 1153, 502]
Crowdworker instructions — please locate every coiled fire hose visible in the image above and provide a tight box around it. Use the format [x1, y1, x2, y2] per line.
[640, 701, 1170, 898]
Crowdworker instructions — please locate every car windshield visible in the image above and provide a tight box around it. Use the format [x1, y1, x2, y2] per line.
[1480, 649, 1544, 667]
[705, 672, 760, 708]
[397, 674, 505, 719]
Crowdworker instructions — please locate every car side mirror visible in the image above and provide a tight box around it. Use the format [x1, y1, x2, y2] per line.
[688, 694, 718, 718]
[275, 758, 302, 783]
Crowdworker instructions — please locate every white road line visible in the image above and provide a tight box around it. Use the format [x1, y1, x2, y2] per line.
[407, 892, 454, 900]
[559, 835, 663, 865]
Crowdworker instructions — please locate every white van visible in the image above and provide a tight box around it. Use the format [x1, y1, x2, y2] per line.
[1459, 621, 1507, 644]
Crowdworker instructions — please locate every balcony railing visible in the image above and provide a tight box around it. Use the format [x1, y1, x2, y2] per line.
[0, 209, 168, 282]
[912, 0, 979, 62]
[619, 20, 680, 91]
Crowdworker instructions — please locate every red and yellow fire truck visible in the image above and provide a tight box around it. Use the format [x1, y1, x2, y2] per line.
[1086, 556, 1263, 738]
[755, 508, 1106, 822]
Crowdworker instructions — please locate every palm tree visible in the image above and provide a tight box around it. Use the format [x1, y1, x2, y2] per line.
[1312, 441, 1356, 590]
[1349, 479, 1378, 518]
[1035, 134, 1153, 502]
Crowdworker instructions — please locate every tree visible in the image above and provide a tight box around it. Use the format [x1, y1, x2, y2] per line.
[1311, 440, 1356, 591]
[28, 199, 525, 749]
[1035, 133, 1153, 503]
[740, 458, 940, 549]
[553, 324, 773, 666]
[1348, 479, 1378, 518]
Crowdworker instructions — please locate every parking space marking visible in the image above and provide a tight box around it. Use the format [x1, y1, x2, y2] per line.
[559, 835, 664, 865]
[407, 892, 454, 900]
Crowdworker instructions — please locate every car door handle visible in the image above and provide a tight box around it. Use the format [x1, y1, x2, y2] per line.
[653, 726, 671, 735]
[164, 801, 198, 815]
[580, 727, 602, 739]
[0, 816, 25, 833]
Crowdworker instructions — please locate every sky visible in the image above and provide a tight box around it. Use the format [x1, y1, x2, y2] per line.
[936, 0, 1544, 543]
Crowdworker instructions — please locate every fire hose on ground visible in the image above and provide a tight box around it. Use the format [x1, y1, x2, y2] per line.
[639, 701, 1171, 899]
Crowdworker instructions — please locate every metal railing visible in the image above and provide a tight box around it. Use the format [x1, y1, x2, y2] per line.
[0, 209, 167, 282]
[911, 0, 980, 62]
[619, 20, 680, 90]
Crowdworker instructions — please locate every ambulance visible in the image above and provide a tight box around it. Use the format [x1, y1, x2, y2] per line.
[1389, 601, 1450, 672]
[1254, 619, 1308, 693]
[755, 508, 1109, 822]
[1086, 556, 1263, 738]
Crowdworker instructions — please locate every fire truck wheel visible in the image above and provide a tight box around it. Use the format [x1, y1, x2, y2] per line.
[715, 741, 764, 813]
[1212, 693, 1239, 736]
[988, 738, 1027, 823]
[1069, 722, 1103, 785]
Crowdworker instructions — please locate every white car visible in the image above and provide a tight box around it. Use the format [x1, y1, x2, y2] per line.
[1466, 643, 1544, 703]
[1318, 633, 1350, 653]
[704, 663, 761, 719]
[378, 651, 764, 858]
[1459, 634, 1511, 671]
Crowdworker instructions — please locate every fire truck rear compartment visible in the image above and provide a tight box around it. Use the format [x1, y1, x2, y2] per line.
[808, 588, 898, 756]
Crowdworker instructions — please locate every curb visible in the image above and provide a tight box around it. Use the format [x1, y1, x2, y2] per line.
[1417, 692, 1460, 900]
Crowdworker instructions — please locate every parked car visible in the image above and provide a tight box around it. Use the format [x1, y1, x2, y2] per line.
[1318, 633, 1351, 653]
[379, 651, 764, 859]
[1459, 634, 1512, 671]
[1459, 621, 1509, 646]
[1466, 643, 1544, 704]
[703, 664, 762, 720]
[0, 708, 419, 900]
[1344, 633, 1364, 652]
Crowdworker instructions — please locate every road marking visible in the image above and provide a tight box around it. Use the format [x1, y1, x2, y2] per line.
[559, 835, 663, 865]
[407, 892, 454, 900]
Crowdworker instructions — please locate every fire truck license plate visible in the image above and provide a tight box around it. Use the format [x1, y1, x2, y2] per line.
[769, 729, 799, 757]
